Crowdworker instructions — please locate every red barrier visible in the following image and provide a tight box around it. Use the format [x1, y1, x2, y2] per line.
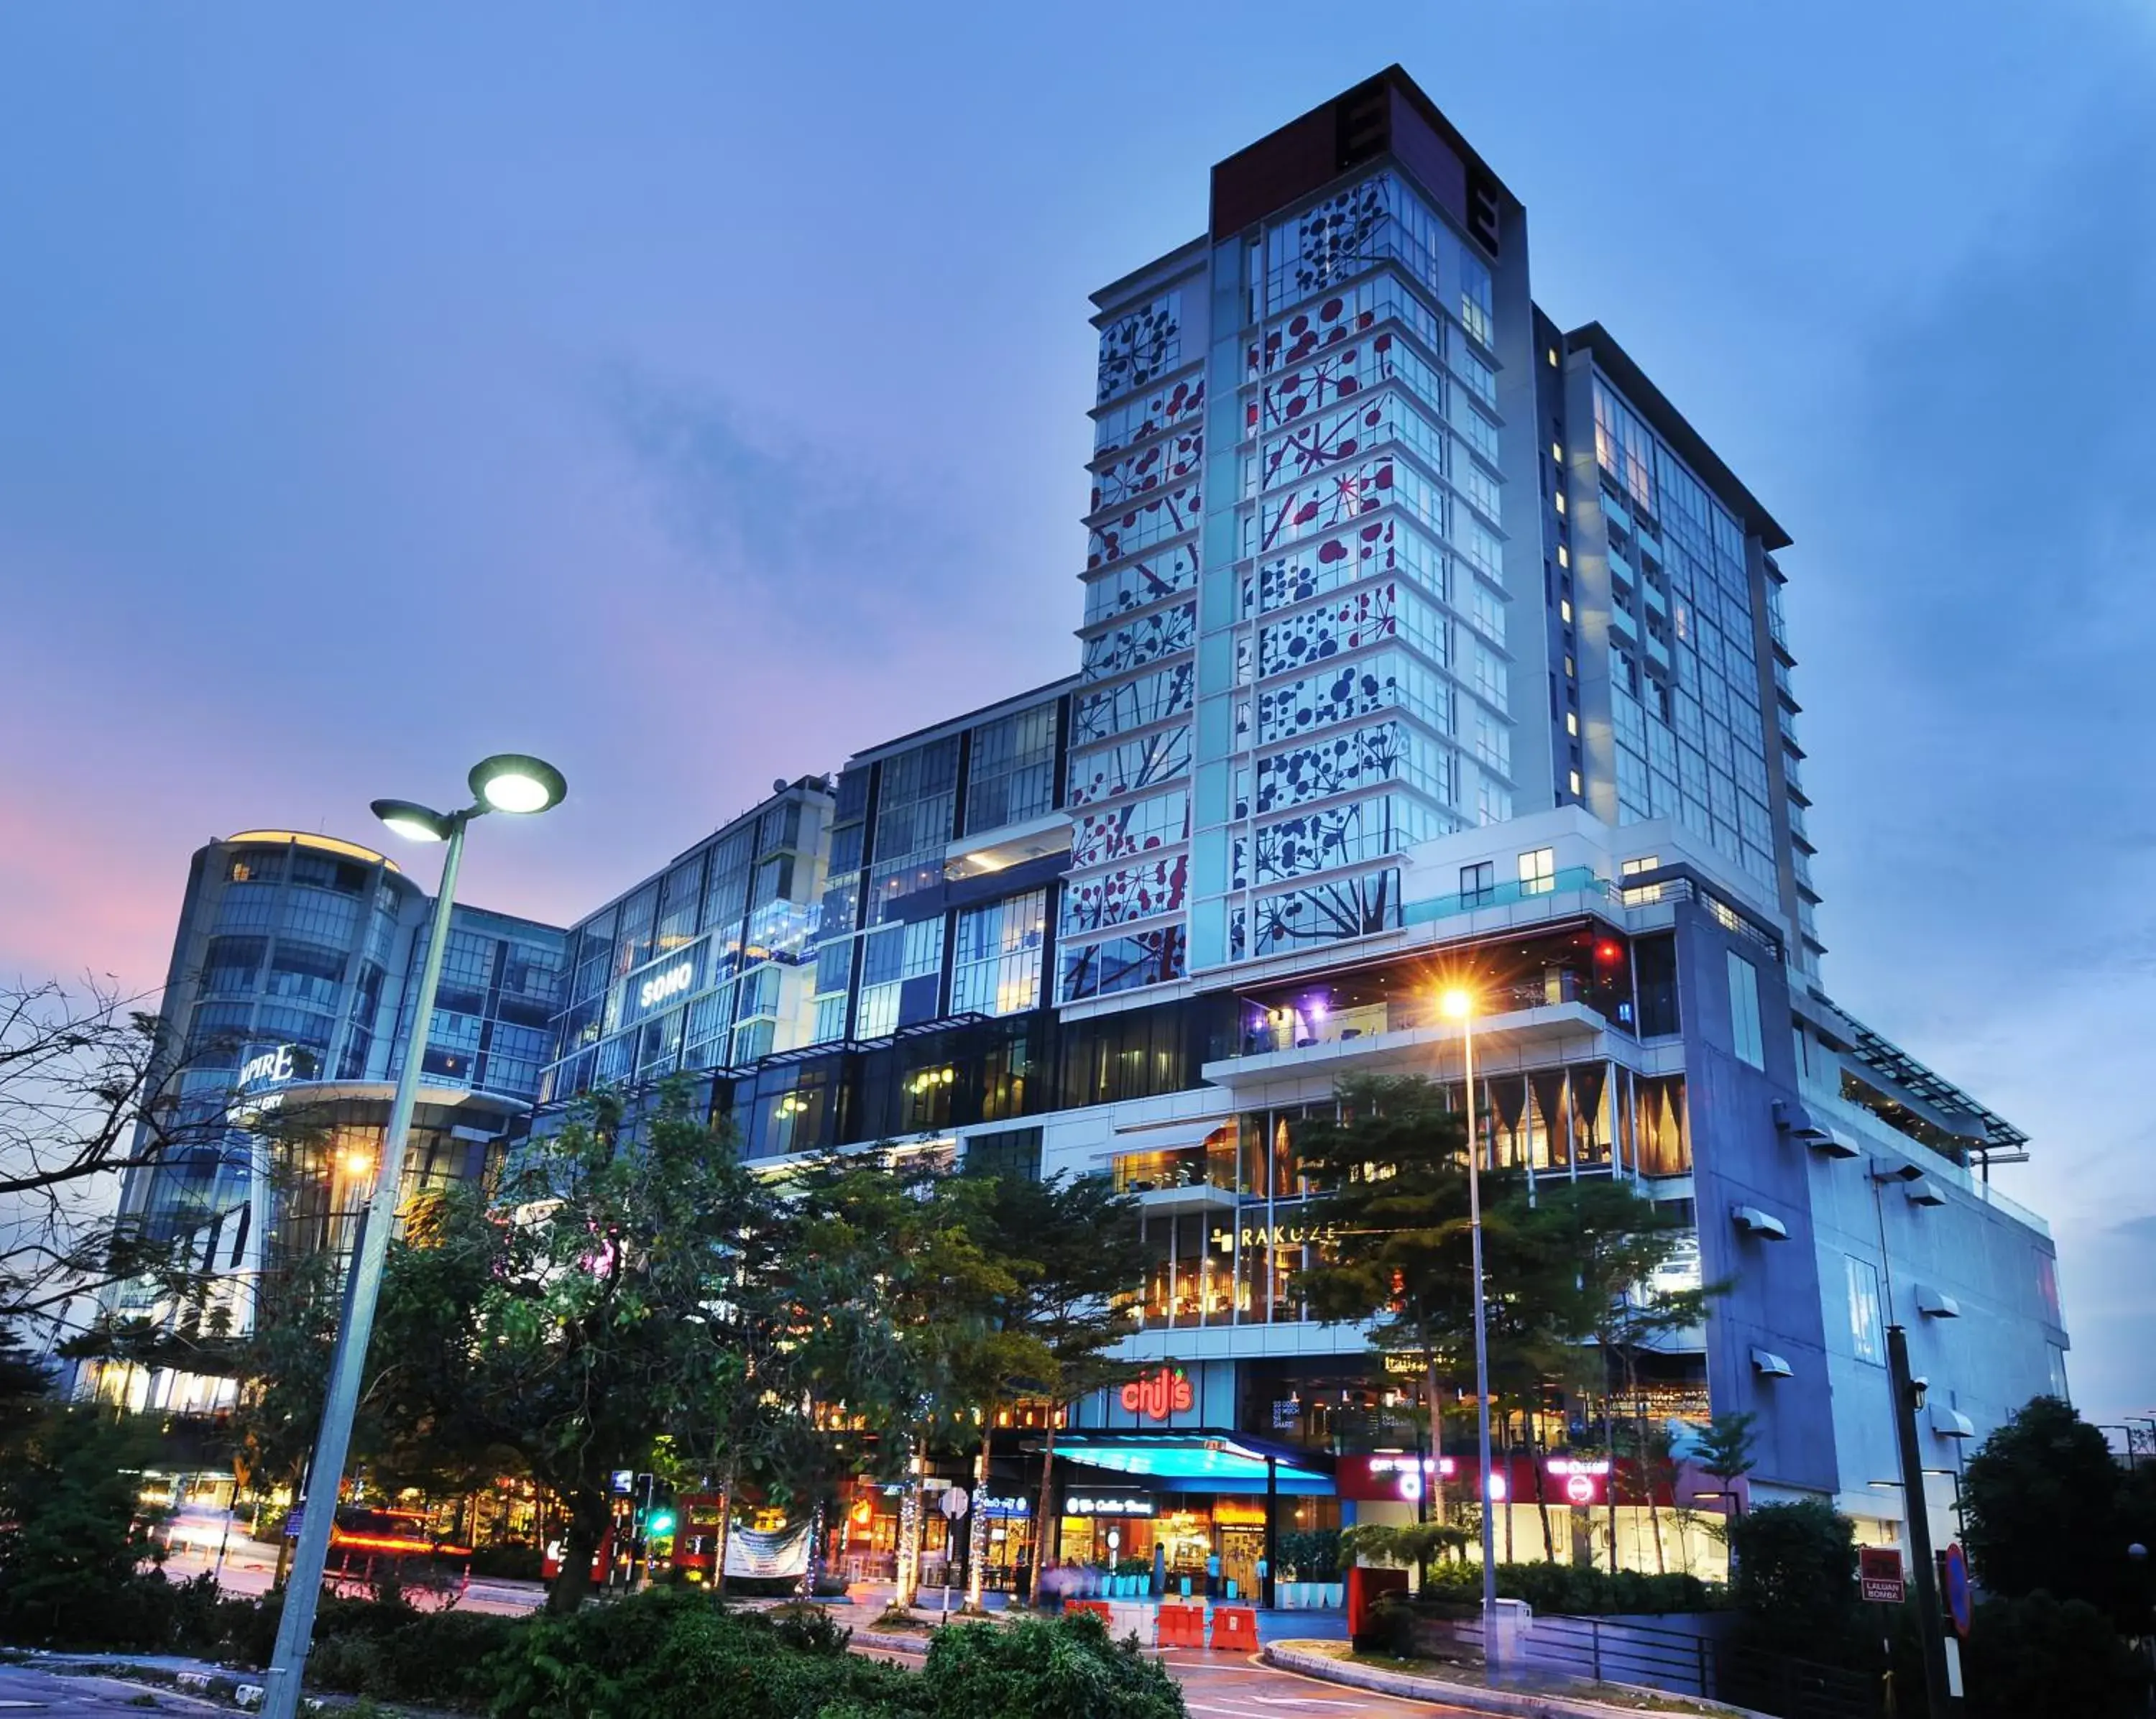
[1155, 1603, 1204, 1647]
[1064, 1599, 1114, 1625]
[1209, 1605, 1257, 1651]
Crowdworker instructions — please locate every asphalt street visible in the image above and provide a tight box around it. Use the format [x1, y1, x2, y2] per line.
[0, 1662, 231, 1714]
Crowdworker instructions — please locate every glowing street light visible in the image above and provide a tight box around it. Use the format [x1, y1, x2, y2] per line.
[262, 753, 565, 1719]
[1442, 983, 1501, 1672]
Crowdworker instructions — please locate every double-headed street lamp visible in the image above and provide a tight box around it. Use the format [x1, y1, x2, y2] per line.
[1439, 985, 1502, 1674]
[262, 755, 565, 1719]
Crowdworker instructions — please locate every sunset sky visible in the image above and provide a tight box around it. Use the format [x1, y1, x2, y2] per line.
[3, 3, 2151, 1421]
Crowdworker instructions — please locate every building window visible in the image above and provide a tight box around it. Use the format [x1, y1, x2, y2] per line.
[1565, 711, 1579, 737]
[1547, 346, 1559, 367]
[964, 1126, 1044, 1181]
[965, 702, 1060, 835]
[1554, 492, 1566, 516]
[1560, 599, 1573, 624]
[950, 890, 1047, 1016]
[1846, 1256, 1884, 1363]
[1460, 862, 1495, 906]
[1557, 545, 1570, 568]
[1568, 770, 1583, 796]
[1727, 950, 1765, 1069]
[1518, 848, 1555, 895]
[1550, 441, 1562, 463]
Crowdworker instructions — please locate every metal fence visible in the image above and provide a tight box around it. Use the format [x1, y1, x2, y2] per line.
[1459, 1612, 1880, 1719]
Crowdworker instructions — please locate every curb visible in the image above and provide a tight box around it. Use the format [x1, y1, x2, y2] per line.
[1261, 1640, 1759, 1719]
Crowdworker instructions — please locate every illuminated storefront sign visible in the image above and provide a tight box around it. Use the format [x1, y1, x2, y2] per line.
[976, 1493, 1031, 1518]
[1120, 1366, 1194, 1421]
[1064, 1493, 1155, 1518]
[1207, 1222, 1336, 1252]
[239, 1044, 298, 1092]
[638, 962, 694, 1010]
[622, 936, 710, 1026]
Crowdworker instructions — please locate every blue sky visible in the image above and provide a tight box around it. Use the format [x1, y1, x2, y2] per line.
[2, 4, 2150, 1424]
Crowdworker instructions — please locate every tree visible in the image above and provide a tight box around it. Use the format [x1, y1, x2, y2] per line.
[1963, 1395, 2156, 1634]
[1693, 1409, 1758, 1524]
[374, 1079, 792, 1613]
[0, 979, 271, 1330]
[1294, 1076, 1480, 1524]
[774, 1147, 1018, 1609]
[1508, 1179, 1707, 1570]
[0, 1405, 169, 1645]
[1723, 1499, 1863, 1657]
[944, 1165, 1148, 1605]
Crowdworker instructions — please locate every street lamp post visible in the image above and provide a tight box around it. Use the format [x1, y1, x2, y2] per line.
[1439, 987, 1501, 1674]
[260, 755, 565, 1719]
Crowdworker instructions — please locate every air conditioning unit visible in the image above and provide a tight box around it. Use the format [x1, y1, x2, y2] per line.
[1773, 1100, 1836, 1148]
[1915, 1286, 1961, 1319]
[1905, 1180, 1948, 1208]
[1750, 1347, 1794, 1378]
[1870, 1158, 1925, 1183]
[1732, 1205, 1790, 1241]
[1930, 1406, 1976, 1440]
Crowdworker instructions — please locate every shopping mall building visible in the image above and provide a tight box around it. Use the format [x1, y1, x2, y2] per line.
[527, 69, 2070, 1593]
[83, 829, 566, 1424]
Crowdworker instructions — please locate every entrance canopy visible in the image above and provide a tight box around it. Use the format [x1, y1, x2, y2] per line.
[1048, 1432, 1333, 1496]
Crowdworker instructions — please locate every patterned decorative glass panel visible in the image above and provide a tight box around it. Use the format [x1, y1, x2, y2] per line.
[1082, 602, 1196, 680]
[1095, 374, 1206, 458]
[1256, 651, 1452, 744]
[1246, 516, 1424, 614]
[1094, 425, 1202, 513]
[1060, 856, 1189, 939]
[1251, 388, 1446, 499]
[1097, 290, 1184, 404]
[1072, 661, 1195, 745]
[1060, 925, 1187, 1002]
[1071, 791, 1189, 869]
[1088, 484, 1200, 566]
[1252, 795, 1435, 882]
[1067, 727, 1192, 808]
[1256, 722, 1439, 815]
[1257, 583, 1399, 678]
[1248, 269, 1447, 383]
[1248, 458, 1393, 558]
[1243, 868, 1402, 959]
[1252, 327, 1443, 441]
[1083, 546, 1200, 627]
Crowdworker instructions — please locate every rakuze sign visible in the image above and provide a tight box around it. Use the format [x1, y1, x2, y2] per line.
[1120, 1365, 1194, 1421]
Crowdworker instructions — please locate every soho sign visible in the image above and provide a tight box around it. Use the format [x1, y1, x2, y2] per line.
[637, 961, 695, 1011]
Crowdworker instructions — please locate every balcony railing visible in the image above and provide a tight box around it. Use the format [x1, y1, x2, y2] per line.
[1403, 865, 1615, 928]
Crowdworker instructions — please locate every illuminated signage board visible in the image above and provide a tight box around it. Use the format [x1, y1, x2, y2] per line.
[622, 936, 710, 1026]
[239, 1043, 298, 1092]
[1063, 1493, 1154, 1518]
[638, 962, 694, 1010]
[976, 1493, 1031, 1518]
[1119, 1366, 1193, 1421]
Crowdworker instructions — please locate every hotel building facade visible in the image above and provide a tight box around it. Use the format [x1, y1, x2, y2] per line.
[531, 68, 2067, 1593]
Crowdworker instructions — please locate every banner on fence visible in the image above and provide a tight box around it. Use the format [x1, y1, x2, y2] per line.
[724, 1524, 811, 1578]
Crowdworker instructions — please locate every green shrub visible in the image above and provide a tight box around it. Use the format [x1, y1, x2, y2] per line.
[919, 1610, 1184, 1719]
[1276, 1528, 1341, 1581]
[1964, 1591, 2150, 1719]
[1724, 1501, 1861, 1655]
[486, 1585, 912, 1719]
[1408, 1559, 1710, 1616]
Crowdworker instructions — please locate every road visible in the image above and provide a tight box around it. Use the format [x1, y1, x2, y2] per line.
[0, 1662, 234, 1714]
[157, 1542, 548, 1615]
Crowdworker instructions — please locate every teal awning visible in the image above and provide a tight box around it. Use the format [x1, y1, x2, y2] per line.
[1051, 1434, 1333, 1495]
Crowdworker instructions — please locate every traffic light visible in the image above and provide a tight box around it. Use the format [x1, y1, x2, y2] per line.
[647, 1507, 677, 1538]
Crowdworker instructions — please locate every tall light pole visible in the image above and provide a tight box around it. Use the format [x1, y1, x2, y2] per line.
[1439, 987, 1501, 1674]
[261, 755, 566, 1719]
